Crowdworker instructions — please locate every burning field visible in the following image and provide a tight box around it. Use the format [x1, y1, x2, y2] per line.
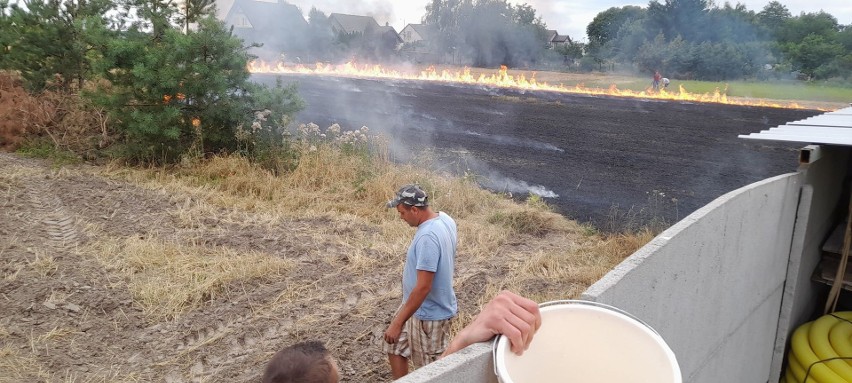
[250, 68, 820, 231]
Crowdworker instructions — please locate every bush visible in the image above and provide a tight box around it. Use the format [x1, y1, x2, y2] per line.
[0, 71, 108, 156]
[88, 16, 304, 163]
[0, 72, 30, 151]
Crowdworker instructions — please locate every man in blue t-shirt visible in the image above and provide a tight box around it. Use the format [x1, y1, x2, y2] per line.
[381, 184, 458, 379]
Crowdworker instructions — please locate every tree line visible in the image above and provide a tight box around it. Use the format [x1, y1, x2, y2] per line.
[584, 0, 852, 80]
[419, 0, 851, 80]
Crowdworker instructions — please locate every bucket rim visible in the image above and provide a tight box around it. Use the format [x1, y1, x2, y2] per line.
[491, 299, 677, 382]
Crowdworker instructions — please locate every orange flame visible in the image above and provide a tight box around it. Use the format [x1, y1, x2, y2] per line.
[248, 61, 810, 110]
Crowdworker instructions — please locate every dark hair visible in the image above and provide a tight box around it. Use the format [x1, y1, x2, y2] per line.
[262, 341, 337, 383]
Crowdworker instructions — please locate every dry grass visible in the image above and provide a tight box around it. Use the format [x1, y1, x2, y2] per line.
[35, 326, 76, 344]
[28, 252, 58, 277]
[60, 133, 657, 380]
[0, 346, 50, 383]
[89, 236, 295, 321]
[0, 326, 81, 382]
[0, 127, 658, 381]
[99, 136, 653, 309]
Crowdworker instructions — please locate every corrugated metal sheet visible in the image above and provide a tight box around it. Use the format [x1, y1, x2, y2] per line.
[739, 106, 852, 145]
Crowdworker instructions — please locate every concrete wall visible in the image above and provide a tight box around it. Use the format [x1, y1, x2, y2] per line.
[402, 172, 803, 383]
[581, 172, 801, 383]
[769, 147, 849, 382]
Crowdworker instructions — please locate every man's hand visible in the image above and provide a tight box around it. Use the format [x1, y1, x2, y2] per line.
[442, 290, 541, 357]
[384, 321, 403, 344]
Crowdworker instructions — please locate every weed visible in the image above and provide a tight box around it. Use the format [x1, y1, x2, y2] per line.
[487, 208, 564, 237]
[17, 138, 81, 167]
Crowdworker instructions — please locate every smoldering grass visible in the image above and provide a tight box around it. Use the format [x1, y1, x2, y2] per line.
[90, 237, 294, 321]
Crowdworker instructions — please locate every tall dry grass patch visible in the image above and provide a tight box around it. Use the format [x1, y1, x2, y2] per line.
[98, 136, 656, 325]
[90, 237, 294, 320]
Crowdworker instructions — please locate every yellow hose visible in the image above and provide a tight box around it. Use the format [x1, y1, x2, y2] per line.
[785, 312, 852, 383]
[809, 315, 852, 377]
[828, 312, 852, 367]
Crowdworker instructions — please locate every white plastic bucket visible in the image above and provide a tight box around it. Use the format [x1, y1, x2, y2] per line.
[493, 300, 681, 383]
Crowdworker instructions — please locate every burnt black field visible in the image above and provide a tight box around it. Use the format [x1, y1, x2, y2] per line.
[253, 73, 819, 231]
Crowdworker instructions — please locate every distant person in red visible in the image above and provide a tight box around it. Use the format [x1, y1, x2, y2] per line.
[652, 70, 662, 92]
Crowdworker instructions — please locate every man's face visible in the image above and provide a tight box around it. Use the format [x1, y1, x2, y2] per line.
[396, 204, 420, 227]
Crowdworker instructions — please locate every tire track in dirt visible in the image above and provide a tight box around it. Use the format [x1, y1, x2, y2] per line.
[160, 312, 294, 383]
[27, 182, 79, 250]
[0, 154, 79, 251]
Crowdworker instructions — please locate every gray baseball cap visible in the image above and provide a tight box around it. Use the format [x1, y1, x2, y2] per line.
[386, 184, 429, 208]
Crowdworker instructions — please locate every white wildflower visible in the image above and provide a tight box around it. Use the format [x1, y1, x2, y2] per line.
[327, 123, 341, 135]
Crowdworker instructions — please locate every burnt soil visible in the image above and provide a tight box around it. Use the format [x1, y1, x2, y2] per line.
[254, 74, 819, 231]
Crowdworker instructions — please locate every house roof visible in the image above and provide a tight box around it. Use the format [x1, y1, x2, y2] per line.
[546, 29, 558, 41]
[739, 106, 852, 146]
[226, 0, 307, 31]
[329, 13, 380, 34]
[552, 34, 571, 43]
[408, 23, 436, 40]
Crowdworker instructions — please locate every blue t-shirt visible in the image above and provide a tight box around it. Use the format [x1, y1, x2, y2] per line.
[402, 212, 458, 320]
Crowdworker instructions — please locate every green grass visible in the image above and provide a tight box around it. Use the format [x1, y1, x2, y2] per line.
[579, 76, 852, 103]
[16, 138, 81, 167]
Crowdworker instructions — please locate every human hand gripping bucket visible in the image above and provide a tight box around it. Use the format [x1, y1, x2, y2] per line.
[493, 300, 681, 383]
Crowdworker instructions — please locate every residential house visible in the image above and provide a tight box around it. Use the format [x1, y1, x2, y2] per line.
[399, 23, 435, 46]
[223, 0, 309, 59]
[552, 34, 571, 48]
[327, 13, 401, 59]
[547, 31, 571, 49]
[328, 13, 378, 36]
[376, 24, 404, 47]
[544, 29, 558, 47]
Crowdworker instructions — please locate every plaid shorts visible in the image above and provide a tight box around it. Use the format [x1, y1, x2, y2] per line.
[381, 306, 454, 367]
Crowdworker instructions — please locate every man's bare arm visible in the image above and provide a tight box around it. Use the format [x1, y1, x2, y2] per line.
[441, 291, 541, 357]
[384, 270, 435, 343]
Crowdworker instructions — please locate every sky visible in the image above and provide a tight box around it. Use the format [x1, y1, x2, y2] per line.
[277, 0, 852, 42]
